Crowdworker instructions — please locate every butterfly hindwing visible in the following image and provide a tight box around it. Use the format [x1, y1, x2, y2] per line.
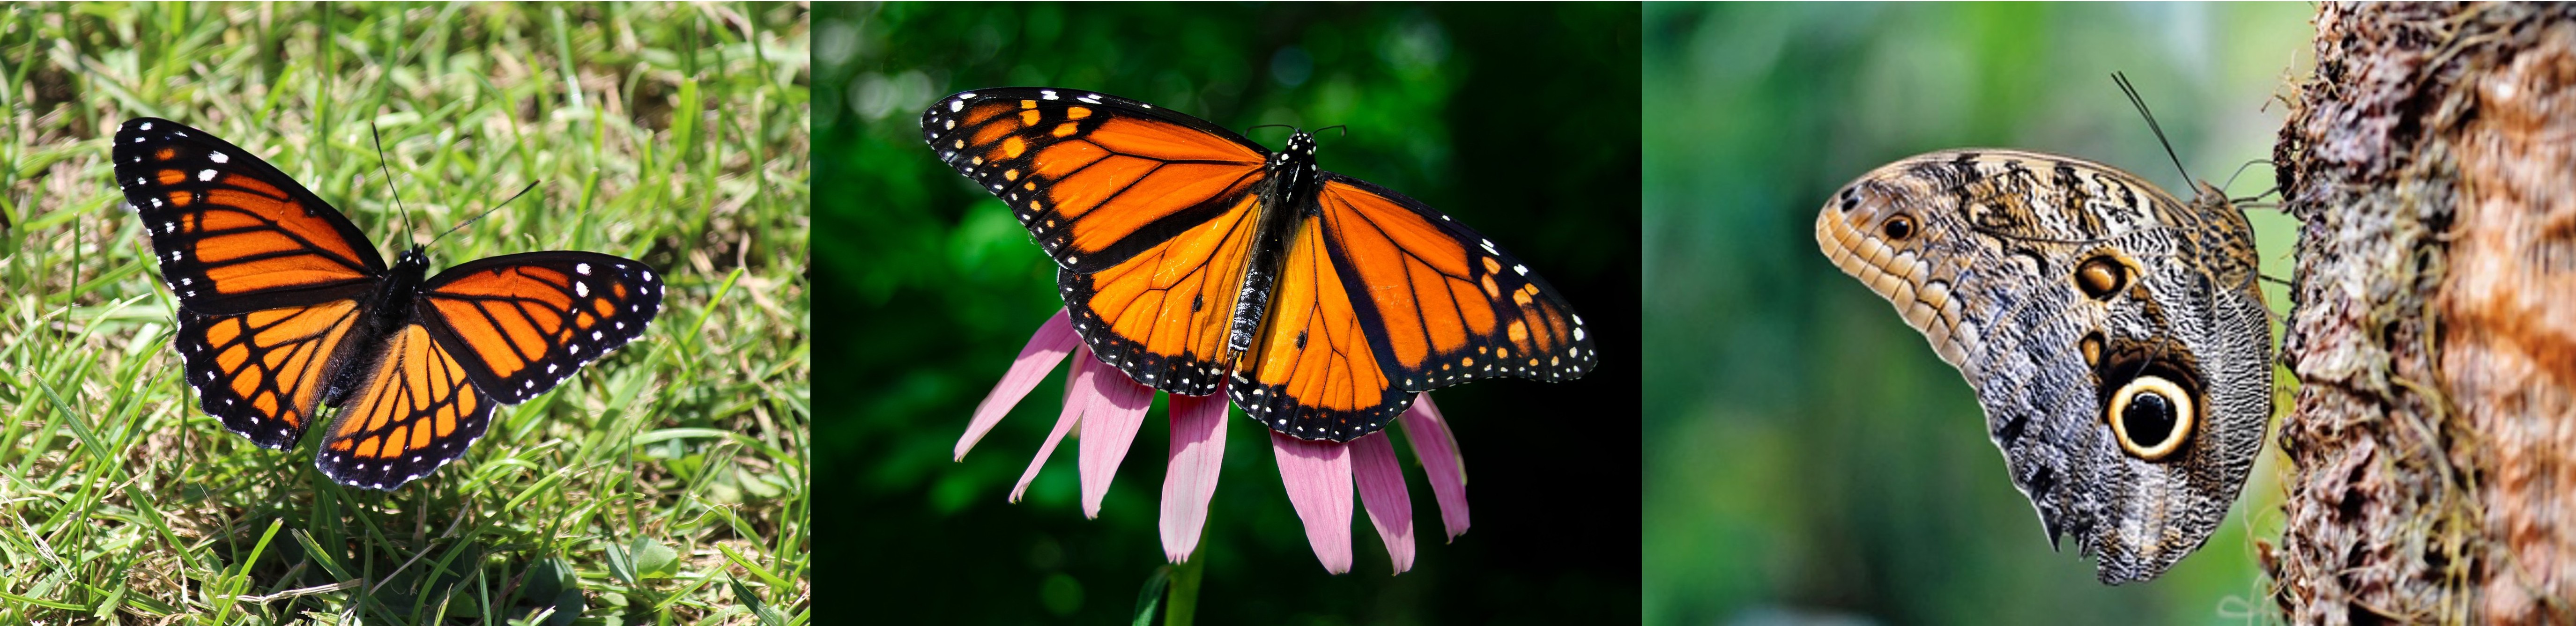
[1227, 208, 1411, 440]
[114, 118, 386, 316]
[173, 302, 365, 449]
[316, 323, 495, 490]
[416, 251, 665, 403]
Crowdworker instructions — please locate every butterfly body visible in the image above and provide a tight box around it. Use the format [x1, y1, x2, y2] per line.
[1225, 130, 1322, 355]
[313, 249, 429, 410]
[924, 88, 1593, 442]
[1815, 149, 2270, 583]
[115, 118, 663, 490]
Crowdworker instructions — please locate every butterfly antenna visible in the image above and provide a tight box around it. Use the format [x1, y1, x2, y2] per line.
[2114, 72, 2195, 185]
[370, 123, 419, 246]
[429, 180, 541, 248]
[1316, 124, 1348, 138]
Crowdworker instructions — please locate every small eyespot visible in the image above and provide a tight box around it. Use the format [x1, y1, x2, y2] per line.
[2074, 255, 2130, 300]
[1882, 214, 1915, 241]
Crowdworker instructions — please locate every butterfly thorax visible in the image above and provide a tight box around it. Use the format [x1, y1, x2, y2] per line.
[320, 248, 431, 407]
[1223, 131, 1325, 355]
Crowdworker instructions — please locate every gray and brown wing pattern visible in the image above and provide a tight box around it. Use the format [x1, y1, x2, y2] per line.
[1816, 149, 2272, 583]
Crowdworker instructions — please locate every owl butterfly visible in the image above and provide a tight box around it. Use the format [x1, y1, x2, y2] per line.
[1814, 130, 2272, 580]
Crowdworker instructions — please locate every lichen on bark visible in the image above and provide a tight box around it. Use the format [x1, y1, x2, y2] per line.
[2271, 3, 2576, 624]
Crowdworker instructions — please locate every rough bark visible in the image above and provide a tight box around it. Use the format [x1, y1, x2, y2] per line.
[2270, 3, 2576, 624]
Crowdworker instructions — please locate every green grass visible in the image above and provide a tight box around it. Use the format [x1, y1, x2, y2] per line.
[0, 4, 808, 624]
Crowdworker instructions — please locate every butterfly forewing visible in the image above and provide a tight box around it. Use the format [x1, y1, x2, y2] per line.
[417, 251, 665, 404]
[114, 118, 386, 316]
[922, 88, 1270, 275]
[1315, 177, 1595, 389]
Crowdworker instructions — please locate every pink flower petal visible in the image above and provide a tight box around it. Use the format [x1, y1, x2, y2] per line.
[1076, 359, 1156, 519]
[1272, 432, 1354, 574]
[1158, 382, 1229, 563]
[957, 310, 1079, 461]
[1398, 393, 1471, 540]
[1010, 346, 1093, 503]
[1351, 432, 1416, 574]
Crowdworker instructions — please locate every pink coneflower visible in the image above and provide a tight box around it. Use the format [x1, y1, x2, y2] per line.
[953, 309, 1472, 574]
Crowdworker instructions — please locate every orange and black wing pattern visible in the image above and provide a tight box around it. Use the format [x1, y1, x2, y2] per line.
[925, 88, 1596, 442]
[170, 302, 363, 449]
[315, 322, 494, 489]
[1230, 176, 1596, 441]
[116, 117, 385, 450]
[113, 118, 386, 315]
[416, 251, 664, 403]
[924, 88, 1271, 396]
[118, 118, 663, 490]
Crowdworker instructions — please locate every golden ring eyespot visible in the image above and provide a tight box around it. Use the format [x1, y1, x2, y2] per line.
[2107, 375, 2195, 460]
[1881, 214, 1915, 240]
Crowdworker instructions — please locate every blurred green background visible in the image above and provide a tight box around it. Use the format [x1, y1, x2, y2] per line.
[824, 3, 1637, 623]
[1643, 3, 2310, 625]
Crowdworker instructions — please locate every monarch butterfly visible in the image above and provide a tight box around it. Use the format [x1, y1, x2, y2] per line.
[923, 88, 1596, 442]
[113, 118, 664, 490]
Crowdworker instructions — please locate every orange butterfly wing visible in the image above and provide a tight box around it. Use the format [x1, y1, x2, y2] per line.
[926, 89, 1598, 442]
[416, 252, 665, 403]
[171, 302, 363, 449]
[316, 323, 494, 489]
[925, 88, 1270, 395]
[117, 118, 383, 449]
[115, 118, 385, 315]
[117, 118, 663, 490]
[318, 252, 662, 489]
[1230, 177, 1596, 440]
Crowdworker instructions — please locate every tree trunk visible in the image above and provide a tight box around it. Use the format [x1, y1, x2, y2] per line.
[2270, 3, 2576, 624]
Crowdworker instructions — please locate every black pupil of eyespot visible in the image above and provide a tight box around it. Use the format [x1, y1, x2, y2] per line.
[1885, 217, 1912, 239]
[2122, 391, 2177, 449]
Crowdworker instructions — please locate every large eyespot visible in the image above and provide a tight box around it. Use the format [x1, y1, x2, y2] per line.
[2074, 255, 2129, 300]
[1881, 214, 1915, 241]
[2107, 375, 2195, 460]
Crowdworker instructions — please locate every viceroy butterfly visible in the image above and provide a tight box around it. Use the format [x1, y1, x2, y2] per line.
[923, 88, 1596, 442]
[113, 118, 664, 490]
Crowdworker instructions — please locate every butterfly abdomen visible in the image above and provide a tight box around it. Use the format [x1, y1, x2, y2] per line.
[319, 250, 431, 408]
[1225, 131, 1325, 354]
